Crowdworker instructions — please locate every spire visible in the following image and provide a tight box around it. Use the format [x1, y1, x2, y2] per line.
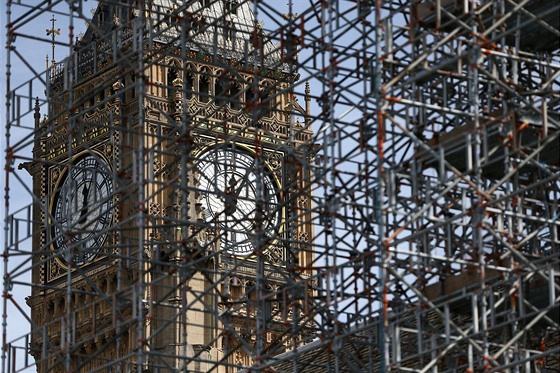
[305, 82, 311, 117]
[46, 15, 60, 68]
[283, 11, 299, 62]
[34, 97, 41, 127]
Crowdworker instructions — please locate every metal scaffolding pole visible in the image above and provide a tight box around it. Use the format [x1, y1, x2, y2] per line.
[2, 0, 559, 372]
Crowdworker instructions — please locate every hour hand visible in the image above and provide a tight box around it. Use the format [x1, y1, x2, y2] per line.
[226, 172, 251, 210]
[223, 176, 238, 215]
[78, 183, 90, 225]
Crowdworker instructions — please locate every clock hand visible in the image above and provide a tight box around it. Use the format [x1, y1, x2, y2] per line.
[233, 158, 257, 196]
[223, 175, 239, 215]
[224, 171, 254, 215]
[78, 183, 90, 225]
[221, 158, 259, 218]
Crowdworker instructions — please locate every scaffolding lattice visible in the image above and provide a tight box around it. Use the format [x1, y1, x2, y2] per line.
[3, 0, 559, 372]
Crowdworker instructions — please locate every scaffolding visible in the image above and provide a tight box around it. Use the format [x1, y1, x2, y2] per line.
[2, 0, 559, 372]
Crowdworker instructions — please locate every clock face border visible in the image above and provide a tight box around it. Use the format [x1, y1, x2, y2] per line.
[195, 142, 284, 257]
[49, 151, 114, 268]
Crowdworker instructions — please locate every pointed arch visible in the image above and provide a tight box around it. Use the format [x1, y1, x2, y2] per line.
[215, 71, 231, 107]
[198, 67, 211, 103]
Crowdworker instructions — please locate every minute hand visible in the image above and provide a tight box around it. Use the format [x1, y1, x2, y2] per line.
[232, 158, 259, 200]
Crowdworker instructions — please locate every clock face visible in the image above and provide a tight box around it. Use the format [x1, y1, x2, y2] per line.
[51, 154, 114, 266]
[196, 146, 280, 256]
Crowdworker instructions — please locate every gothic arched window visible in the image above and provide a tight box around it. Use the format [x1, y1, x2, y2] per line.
[224, 20, 234, 41]
[216, 75, 230, 107]
[244, 81, 274, 117]
[231, 83, 242, 110]
[261, 84, 275, 117]
[245, 83, 256, 109]
[225, 0, 238, 15]
[185, 72, 194, 100]
[199, 74, 210, 103]
[167, 68, 178, 100]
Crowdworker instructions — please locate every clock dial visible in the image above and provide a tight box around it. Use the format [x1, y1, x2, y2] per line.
[51, 154, 114, 266]
[196, 146, 280, 256]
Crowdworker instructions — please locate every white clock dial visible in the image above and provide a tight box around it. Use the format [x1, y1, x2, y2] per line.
[196, 146, 280, 256]
[51, 154, 114, 266]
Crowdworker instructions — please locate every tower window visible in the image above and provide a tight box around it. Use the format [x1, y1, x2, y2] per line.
[245, 85, 256, 108]
[245, 84, 274, 117]
[167, 68, 178, 99]
[223, 20, 235, 41]
[130, 73, 137, 99]
[225, 1, 238, 15]
[261, 87, 275, 117]
[199, 75, 210, 103]
[185, 73, 194, 100]
[192, 15, 207, 33]
[216, 76, 230, 107]
[166, 9, 173, 29]
[231, 84, 242, 110]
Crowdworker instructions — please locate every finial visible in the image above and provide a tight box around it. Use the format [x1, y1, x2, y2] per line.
[283, 8, 299, 62]
[112, 80, 124, 92]
[46, 15, 60, 68]
[305, 82, 311, 116]
[34, 97, 41, 126]
[282, 13, 298, 21]
[284, 0, 297, 21]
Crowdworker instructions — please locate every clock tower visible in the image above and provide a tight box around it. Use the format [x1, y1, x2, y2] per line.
[27, 1, 315, 372]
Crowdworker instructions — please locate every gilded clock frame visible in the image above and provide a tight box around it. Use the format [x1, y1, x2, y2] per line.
[48, 149, 115, 271]
[193, 139, 286, 261]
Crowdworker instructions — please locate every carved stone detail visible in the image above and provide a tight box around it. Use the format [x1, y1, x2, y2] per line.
[297, 194, 308, 209]
[265, 244, 284, 265]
